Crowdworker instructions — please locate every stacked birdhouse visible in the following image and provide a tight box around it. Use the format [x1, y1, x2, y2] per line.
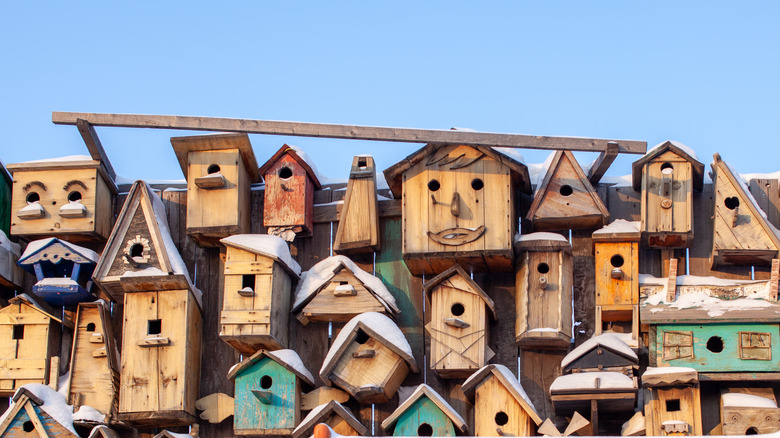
[333, 155, 381, 254]
[381, 384, 468, 437]
[642, 367, 703, 436]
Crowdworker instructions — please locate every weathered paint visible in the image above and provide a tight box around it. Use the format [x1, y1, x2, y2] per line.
[234, 356, 298, 432]
[5, 404, 78, 437]
[392, 397, 456, 437]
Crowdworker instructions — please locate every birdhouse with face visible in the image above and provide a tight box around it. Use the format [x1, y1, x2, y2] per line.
[17, 238, 99, 306]
[381, 384, 468, 437]
[643, 367, 702, 436]
[292, 255, 399, 326]
[424, 264, 496, 378]
[0, 385, 80, 438]
[462, 364, 542, 437]
[219, 234, 301, 353]
[0, 229, 22, 295]
[632, 141, 704, 248]
[260, 145, 322, 240]
[720, 388, 780, 436]
[7, 155, 117, 242]
[526, 150, 610, 232]
[171, 133, 262, 247]
[293, 400, 367, 438]
[384, 143, 531, 275]
[514, 232, 572, 349]
[319, 312, 419, 404]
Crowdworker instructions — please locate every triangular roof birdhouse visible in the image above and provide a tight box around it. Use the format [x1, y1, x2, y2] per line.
[18, 237, 99, 305]
[381, 384, 468, 436]
[632, 141, 704, 192]
[292, 400, 368, 438]
[334, 155, 381, 254]
[560, 333, 638, 374]
[0, 385, 80, 437]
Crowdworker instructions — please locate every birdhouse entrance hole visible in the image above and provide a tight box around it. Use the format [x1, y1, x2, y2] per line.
[537, 263, 550, 274]
[12, 325, 24, 340]
[451, 303, 465, 316]
[471, 178, 484, 191]
[747, 427, 759, 435]
[260, 375, 273, 389]
[559, 185, 573, 196]
[661, 162, 674, 174]
[417, 423, 433, 436]
[68, 191, 82, 202]
[495, 411, 509, 426]
[358, 158, 367, 168]
[428, 180, 440, 192]
[666, 399, 681, 412]
[23, 421, 35, 432]
[26, 192, 40, 204]
[725, 197, 740, 210]
[130, 243, 144, 258]
[278, 167, 293, 180]
[610, 255, 624, 268]
[355, 329, 370, 344]
[87, 323, 96, 332]
[207, 164, 221, 174]
[706, 336, 724, 353]
[242, 275, 255, 290]
[148, 319, 162, 335]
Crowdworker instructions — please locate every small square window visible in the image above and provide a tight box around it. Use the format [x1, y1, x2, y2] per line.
[740, 332, 772, 360]
[663, 331, 693, 360]
[12, 325, 24, 340]
[148, 320, 162, 335]
[666, 399, 681, 412]
[242, 275, 255, 290]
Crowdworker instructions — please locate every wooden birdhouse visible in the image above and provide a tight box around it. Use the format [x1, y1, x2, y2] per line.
[0, 385, 79, 437]
[424, 264, 496, 378]
[0, 294, 71, 397]
[7, 155, 117, 242]
[631, 141, 704, 248]
[550, 371, 637, 434]
[334, 155, 381, 254]
[319, 312, 419, 404]
[292, 255, 399, 326]
[592, 220, 641, 345]
[514, 232, 572, 349]
[383, 143, 531, 275]
[0, 160, 12, 236]
[0, 229, 22, 295]
[710, 153, 780, 267]
[720, 387, 780, 435]
[643, 367, 702, 436]
[293, 400, 368, 438]
[381, 384, 468, 437]
[526, 150, 610, 231]
[219, 234, 301, 353]
[461, 364, 542, 437]
[66, 302, 120, 424]
[171, 133, 262, 247]
[17, 238, 99, 306]
[259, 144, 322, 240]
[560, 334, 638, 376]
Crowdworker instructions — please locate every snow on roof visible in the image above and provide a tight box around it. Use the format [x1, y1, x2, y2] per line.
[724, 160, 780, 239]
[550, 371, 634, 392]
[646, 140, 698, 161]
[292, 255, 398, 314]
[593, 219, 641, 236]
[741, 170, 780, 181]
[599, 173, 632, 187]
[0, 229, 20, 258]
[294, 402, 332, 435]
[645, 292, 775, 318]
[383, 384, 467, 432]
[115, 175, 187, 186]
[642, 366, 697, 377]
[220, 234, 301, 276]
[462, 364, 537, 415]
[722, 392, 778, 409]
[561, 333, 637, 369]
[3, 384, 78, 435]
[515, 232, 569, 243]
[528, 151, 556, 188]
[494, 147, 526, 165]
[267, 349, 315, 385]
[19, 237, 99, 264]
[20, 154, 95, 164]
[286, 144, 335, 185]
[73, 404, 106, 422]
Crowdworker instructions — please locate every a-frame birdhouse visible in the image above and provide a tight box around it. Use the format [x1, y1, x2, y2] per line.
[171, 133, 262, 247]
[710, 153, 780, 267]
[334, 155, 381, 254]
[293, 400, 368, 438]
[424, 264, 496, 378]
[0, 385, 80, 437]
[259, 144, 322, 240]
[526, 150, 610, 231]
[381, 384, 468, 437]
[292, 255, 399, 326]
[461, 364, 542, 437]
[643, 367, 703, 436]
[560, 334, 638, 376]
[384, 143, 531, 275]
[632, 141, 704, 248]
[0, 229, 22, 295]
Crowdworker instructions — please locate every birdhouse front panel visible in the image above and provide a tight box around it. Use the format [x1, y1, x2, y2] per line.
[473, 375, 534, 437]
[330, 334, 410, 404]
[392, 397, 456, 437]
[263, 153, 315, 235]
[640, 151, 694, 247]
[298, 270, 386, 324]
[234, 356, 299, 435]
[595, 241, 639, 310]
[645, 386, 702, 436]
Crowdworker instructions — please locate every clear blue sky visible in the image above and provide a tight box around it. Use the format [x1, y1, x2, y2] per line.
[2, 2, 778, 182]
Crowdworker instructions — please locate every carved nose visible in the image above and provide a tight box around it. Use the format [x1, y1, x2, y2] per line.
[451, 192, 460, 217]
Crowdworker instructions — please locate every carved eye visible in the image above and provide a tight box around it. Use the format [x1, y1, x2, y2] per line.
[278, 167, 293, 180]
[207, 164, 221, 174]
[471, 178, 484, 191]
[427, 180, 440, 192]
[68, 191, 82, 202]
[26, 192, 40, 204]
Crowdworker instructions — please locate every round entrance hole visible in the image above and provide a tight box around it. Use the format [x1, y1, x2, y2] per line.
[559, 185, 573, 196]
[26, 192, 40, 204]
[68, 191, 82, 202]
[537, 263, 550, 274]
[725, 197, 740, 210]
[428, 179, 441, 192]
[23, 421, 34, 432]
[495, 411, 509, 426]
[260, 375, 273, 389]
[706, 336, 724, 353]
[207, 164, 221, 174]
[86, 323, 96, 332]
[278, 166, 293, 180]
[130, 243, 144, 258]
[610, 255, 625, 268]
[451, 303, 465, 316]
[661, 162, 674, 174]
[746, 427, 759, 435]
[417, 423, 433, 436]
[355, 329, 370, 344]
[471, 178, 484, 191]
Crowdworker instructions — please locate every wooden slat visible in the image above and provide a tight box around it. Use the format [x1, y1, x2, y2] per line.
[76, 118, 117, 181]
[588, 141, 619, 184]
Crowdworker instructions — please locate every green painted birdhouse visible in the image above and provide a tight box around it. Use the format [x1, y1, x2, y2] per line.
[381, 384, 468, 437]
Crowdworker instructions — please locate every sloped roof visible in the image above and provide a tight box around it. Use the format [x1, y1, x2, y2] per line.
[171, 132, 261, 182]
[259, 144, 322, 188]
[560, 333, 638, 369]
[220, 234, 301, 276]
[632, 140, 704, 192]
[381, 383, 468, 434]
[18, 237, 99, 266]
[461, 364, 542, 425]
[0, 384, 79, 436]
[228, 349, 314, 387]
[292, 400, 367, 438]
[423, 264, 496, 320]
[3, 294, 70, 327]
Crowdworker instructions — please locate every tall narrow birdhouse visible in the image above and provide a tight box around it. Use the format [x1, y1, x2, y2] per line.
[384, 143, 531, 275]
[461, 364, 542, 437]
[259, 145, 322, 240]
[514, 232, 572, 349]
[643, 367, 702, 436]
[320, 312, 418, 404]
[0, 294, 71, 396]
[710, 153, 780, 267]
[219, 234, 301, 353]
[0, 229, 22, 294]
[526, 150, 610, 231]
[424, 264, 496, 378]
[17, 238, 99, 306]
[334, 155, 381, 254]
[293, 400, 368, 438]
[560, 334, 638, 376]
[632, 141, 704, 248]
[381, 384, 468, 437]
[292, 255, 399, 326]
[0, 385, 80, 437]
[171, 133, 262, 247]
[7, 155, 117, 242]
[720, 388, 780, 436]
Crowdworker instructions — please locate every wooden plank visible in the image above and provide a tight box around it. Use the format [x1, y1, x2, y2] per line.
[588, 142, 620, 184]
[76, 118, 117, 181]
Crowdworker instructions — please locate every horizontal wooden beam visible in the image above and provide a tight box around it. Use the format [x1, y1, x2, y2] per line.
[52, 112, 647, 154]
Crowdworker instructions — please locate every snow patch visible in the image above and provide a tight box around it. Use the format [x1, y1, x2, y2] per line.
[561, 333, 637, 369]
[646, 140, 698, 161]
[268, 349, 315, 385]
[21, 154, 94, 164]
[463, 364, 536, 414]
[73, 404, 106, 422]
[220, 234, 301, 276]
[515, 232, 569, 243]
[722, 392, 778, 408]
[550, 372, 634, 392]
[593, 219, 641, 236]
[20, 237, 99, 264]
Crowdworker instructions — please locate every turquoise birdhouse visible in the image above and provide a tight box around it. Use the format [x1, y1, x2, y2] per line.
[381, 384, 468, 437]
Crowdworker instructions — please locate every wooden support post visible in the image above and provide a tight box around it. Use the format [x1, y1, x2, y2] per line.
[590, 399, 599, 435]
[76, 118, 116, 181]
[770, 259, 779, 301]
[587, 142, 620, 184]
[667, 258, 678, 302]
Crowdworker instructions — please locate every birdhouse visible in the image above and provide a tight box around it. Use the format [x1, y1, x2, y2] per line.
[259, 144, 322, 240]
[720, 388, 780, 435]
[292, 255, 399, 326]
[227, 349, 315, 436]
[461, 364, 542, 437]
[560, 334, 638, 376]
[17, 237, 99, 306]
[514, 232, 572, 349]
[592, 220, 641, 345]
[383, 143, 531, 275]
[171, 133, 262, 247]
[710, 153, 780, 267]
[631, 141, 704, 248]
[550, 371, 637, 433]
[0, 294, 71, 397]
[424, 264, 496, 378]
[381, 384, 468, 437]
[219, 234, 301, 353]
[334, 155, 381, 254]
[7, 155, 117, 242]
[319, 312, 418, 404]
[0, 229, 22, 295]
[66, 302, 120, 424]
[0, 160, 12, 236]
[526, 150, 610, 231]
[293, 400, 368, 438]
[643, 367, 702, 436]
[0, 385, 80, 437]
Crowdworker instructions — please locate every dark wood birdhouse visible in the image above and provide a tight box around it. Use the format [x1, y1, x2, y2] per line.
[381, 384, 468, 437]
[334, 155, 381, 254]
[560, 333, 638, 376]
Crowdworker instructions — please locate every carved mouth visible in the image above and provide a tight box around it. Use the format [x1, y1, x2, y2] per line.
[427, 226, 485, 246]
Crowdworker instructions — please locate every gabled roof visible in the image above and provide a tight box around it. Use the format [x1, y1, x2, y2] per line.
[423, 264, 496, 320]
[292, 400, 367, 438]
[259, 144, 322, 188]
[220, 234, 302, 276]
[560, 334, 638, 369]
[18, 237, 99, 266]
[461, 364, 542, 425]
[381, 384, 468, 434]
[2, 294, 71, 328]
[228, 349, 314, 387]
[383, 143, 531, 198]
[632, 140, 704, 192]
[0, 384, 79, 437]
[171, 132, 261, 183]
[642, 366, 698, 387]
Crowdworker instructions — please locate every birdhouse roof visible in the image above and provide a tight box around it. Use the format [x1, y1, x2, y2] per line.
[0, 384, 79, 436]
[18, 237, 99, 267]
[592, 219, 641, 243]
[423, 264, 496, 320]
[631, 140, 704, 191]
[292, 400, 367, 438]
[292, 255, 399, 314]
[550, 371, 635, 394]
[461, 364, 542, 425]
[88, 425, 120, 438]
[560, 333, 638, 369]
[220, 234, 302, 276]
[227, 349, 315, 387]
[642, 366, 698, 387]
[514, 232, 571, 253]
[3, 293, 71, 328]
[381, 383, 468, 434]
[259, 144, 322, 188]
[383, 143, 531, 198]
[171, 132, 262, 183]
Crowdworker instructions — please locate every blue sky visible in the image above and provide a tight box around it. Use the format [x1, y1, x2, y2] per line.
[2, 2, 778, 182]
